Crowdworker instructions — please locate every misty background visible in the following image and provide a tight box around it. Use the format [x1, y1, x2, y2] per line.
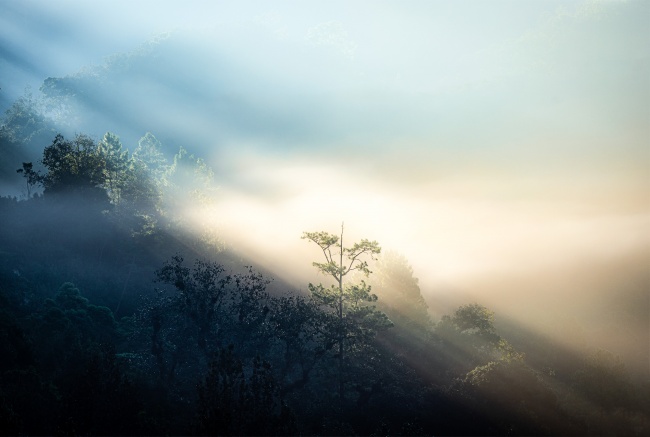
[1, 0, 648, 413]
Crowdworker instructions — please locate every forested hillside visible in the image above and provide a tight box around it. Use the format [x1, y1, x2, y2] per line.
[1, 128, 647, 435]
[1, 2, 648, 435]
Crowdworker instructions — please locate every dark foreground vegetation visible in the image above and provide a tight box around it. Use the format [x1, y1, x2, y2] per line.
[1, 128, 648, 436]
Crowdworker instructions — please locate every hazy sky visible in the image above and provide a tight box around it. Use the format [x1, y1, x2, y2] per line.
[2, 1, 648, 321]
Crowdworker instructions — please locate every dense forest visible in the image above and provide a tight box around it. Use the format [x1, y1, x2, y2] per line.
[1, 116, 648, 435]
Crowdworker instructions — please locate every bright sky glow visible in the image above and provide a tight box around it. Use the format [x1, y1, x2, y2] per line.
[1, 1, 648, 356]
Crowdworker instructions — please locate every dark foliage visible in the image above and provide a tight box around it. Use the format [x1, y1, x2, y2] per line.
[196, 346, 296, 436]
[0, 130, 647, 436]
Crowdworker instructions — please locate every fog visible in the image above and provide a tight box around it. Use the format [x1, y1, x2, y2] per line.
[1, 0, 648, 407]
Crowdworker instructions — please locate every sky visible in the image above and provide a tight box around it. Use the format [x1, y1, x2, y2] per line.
[1, 0, 649, 357]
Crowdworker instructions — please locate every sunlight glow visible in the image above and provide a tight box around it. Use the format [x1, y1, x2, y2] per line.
[3, 0, 648, 391]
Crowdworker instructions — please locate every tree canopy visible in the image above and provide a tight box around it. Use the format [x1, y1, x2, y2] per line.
[0, 130, 646, 436]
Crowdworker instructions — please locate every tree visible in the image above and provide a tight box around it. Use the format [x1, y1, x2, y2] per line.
[162, 146, 218, 220]
[111, 133, 168, 235]
[268, 294, 326, 398]
[97, 132, 129, 205]
[39, 133, 107, 201]
[132, 132, 167, 182]
[149, 256, 272, 385]
[0, 89, 48, 146]
[457, 359, 570, 435]
[0, 89, 55, 190]
[16, 162, 41, 199]
[434, 303, 509, 377]
[571, 349, 634, 410]
[110, 157, 161, 235]
[369, 251, 430, 331]
[153, 255, 232, 362]
[302, 224, 392, 415]
[196, 346, 296, 436]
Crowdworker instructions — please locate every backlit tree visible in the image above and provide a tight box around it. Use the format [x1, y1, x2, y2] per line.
[302, 224, 392, 414]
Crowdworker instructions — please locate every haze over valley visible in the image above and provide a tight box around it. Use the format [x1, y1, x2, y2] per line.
[1, 1, 648, 435]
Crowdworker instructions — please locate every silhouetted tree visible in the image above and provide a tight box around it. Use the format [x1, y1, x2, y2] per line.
[16, 162, 41, 198]
[302, 224, 392, 416]
[269, 294, 326, 398]
[149, 256, 273, 388]
[154, 255, 232, 360]
[435, 303, 510, 376]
